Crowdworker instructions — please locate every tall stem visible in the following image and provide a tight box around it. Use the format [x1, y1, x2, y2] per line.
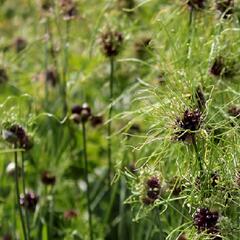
[82, 122, 93, 240]
[107, 56, 114, 188]
[21, 152, 30, 239]
[14, 145, 27, 240]
[62, 20, 70, 116]
[192, 135, 203, 174]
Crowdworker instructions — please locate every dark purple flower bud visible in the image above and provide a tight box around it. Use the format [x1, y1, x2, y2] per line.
[210, 57, 225, 76]
[41, 171, 56, 186]
[20, 191, 39, 212]
[147, 176, 160, 189]
[45, 67, 59, 87]
[70, 103, 92, 123]
[100, 30, 124, 57]
[90, 115, 103, 127]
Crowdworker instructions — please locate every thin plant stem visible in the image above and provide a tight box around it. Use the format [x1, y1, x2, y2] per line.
[48, 187, 54, 240]
[62, 20, 70, 116]
[186, 7, 194, 61]
[82, 121, 93, 240]
[107, 56, 114, 189]
[14, 145, 28, 240]
[192, 135, 203, 174]
[21, 152, 30, 240]
[44, 17, 49, 108]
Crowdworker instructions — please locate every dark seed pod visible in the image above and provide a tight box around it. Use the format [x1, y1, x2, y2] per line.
[193, 208, 219, 234]
[60, 0, 78, 20]
[228, 105, 240, 118]
[216, 0, 234, 19]
[147, 176, 160, 189]
[0, 68, 8, 84]
[64, 209, 78, 220]
[100, 30, 124, 57]
[175, 109, 202, 142]
[90, 115, 103, 127]
[41, 171, 56, 186]
[13, 37, 27, 53]
[45, 67, 59, 87]
[71, 105, 82, 115]
[143, 176, 161, 204]
[187, 0, 206, 10]
[20, 191, 39, 211]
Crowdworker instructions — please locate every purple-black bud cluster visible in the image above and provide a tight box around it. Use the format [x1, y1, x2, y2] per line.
[20, 191, 39, 211]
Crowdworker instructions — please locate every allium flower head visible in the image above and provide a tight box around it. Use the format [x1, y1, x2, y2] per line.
[71, 103, 92, 123]
[20, 191, 39, 211]
[100, 30, 124, 57]
[193, 208, 219, 233]
[143, 176, 161, 204]
[175, 109, 202, 142]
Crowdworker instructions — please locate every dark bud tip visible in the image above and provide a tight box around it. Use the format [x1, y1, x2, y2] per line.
[41, 171, 56, 185]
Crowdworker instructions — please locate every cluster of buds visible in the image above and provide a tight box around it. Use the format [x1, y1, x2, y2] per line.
[216, 0, 234, 19]
[20, 191, 39, 212]
[0, 68, 8, 84]
[71, 103, 103, 127]
[194, 208, 220, 235]
[175, 109, 202, 142]
[187, 0, 206, 10]
[2, 124, 33, 150]
[100, 30, 124, 57]
[41, 171, 56, 186]
[60, 0, 78, 20]
[142, 176, 161, 205]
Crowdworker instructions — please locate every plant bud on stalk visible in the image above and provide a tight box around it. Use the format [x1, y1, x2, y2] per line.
[41, 171, 56, 186]
[143, 176, 161, 205]
[20, 191, 39, 212]
[100, 30, 124, 57]
[70, 103, 92, 124]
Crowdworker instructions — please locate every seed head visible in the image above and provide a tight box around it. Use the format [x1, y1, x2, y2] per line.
[100, 30, 124, 57]
[210, 57, 225, 77]
[20, 191, 39, 211]
[216, 0, 234, 19]
[143, 176, 161, 204]
[41, 171, 56, 186]
[193, 208, 219, 233]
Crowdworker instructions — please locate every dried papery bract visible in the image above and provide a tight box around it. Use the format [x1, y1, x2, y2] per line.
[100, 30, 124, 58]
[216, 0, 234, 19]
